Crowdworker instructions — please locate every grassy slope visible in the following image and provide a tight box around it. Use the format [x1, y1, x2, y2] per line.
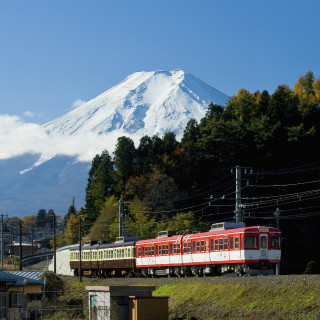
[61, 275, 320, 319]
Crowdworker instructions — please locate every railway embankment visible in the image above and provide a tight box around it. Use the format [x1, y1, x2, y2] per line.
[61, 274, 320, 319]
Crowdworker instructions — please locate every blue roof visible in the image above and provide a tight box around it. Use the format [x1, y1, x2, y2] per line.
[0, 270, 44, 286]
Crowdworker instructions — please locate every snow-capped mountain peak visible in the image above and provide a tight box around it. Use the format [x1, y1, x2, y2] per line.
[43, 70, 229, 139]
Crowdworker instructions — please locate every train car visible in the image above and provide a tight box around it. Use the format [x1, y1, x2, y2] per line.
[135, 231, 183, 277]
[136, 223, 281, 276]
[70, 239, 137, 277]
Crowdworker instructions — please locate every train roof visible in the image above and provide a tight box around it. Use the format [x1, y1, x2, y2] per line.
[185, 226, 281, 240]
[135, 226, 281, 245]
[70, 241, 137, 251]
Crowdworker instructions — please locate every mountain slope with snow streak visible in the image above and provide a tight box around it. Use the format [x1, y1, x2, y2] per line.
[43, 70, 229, 139]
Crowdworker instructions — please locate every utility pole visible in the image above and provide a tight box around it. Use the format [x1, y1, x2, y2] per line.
[274, 208, 281, 276]
[53, 212, 56, 274]
[232, 166, 252, 223]
[0, 215, 2, 269]
[79, 217, 82, 282]
[274, 208, 280, 229]
[119, 200, 124, 237]
[235, 166, 242, 223]
[19, 220, 22, 271]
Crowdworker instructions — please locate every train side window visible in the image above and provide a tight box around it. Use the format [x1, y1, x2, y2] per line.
[193, 241, 196, 252]
[152, 246, 154, 256]
[177, 244, 180, 254]
[205, 240, 209, 252]
[183, 242, 187, 253]
[196, 241, 200, 252]
[214, 239, 219, 251]
[201, 240, 204, 252]
[166, 244, 169, 255]
[159, 245, 162, 255]
[163, 245, 166, 255]
[188, 242, 191, 253]
[173, 244, 176, 254]
[243, 236, 257, 249]
[156, 245, 158, 255]
[219, 239, 223, 251]
[210, 239, 214, 251]
[230, 237, 234, 250]
[170, 244, 173, 254]
[142, 247, 145, 257]
[224, 238, 228, 250]
[235, 237, 239, 249]
[271, 237, 281, 249]
[133, 247, 135, 257]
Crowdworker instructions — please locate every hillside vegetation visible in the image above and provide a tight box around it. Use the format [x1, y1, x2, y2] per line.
[60, 275, 320, 320]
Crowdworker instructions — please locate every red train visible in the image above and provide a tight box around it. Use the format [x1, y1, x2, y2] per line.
[70, 222, 281, 277]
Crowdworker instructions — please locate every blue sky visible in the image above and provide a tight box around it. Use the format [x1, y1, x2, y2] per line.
[0, 0, 319, 124]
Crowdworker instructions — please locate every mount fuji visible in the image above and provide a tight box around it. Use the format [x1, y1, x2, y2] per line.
[0, 70, 230, 217]
[43, 69, 229, 138]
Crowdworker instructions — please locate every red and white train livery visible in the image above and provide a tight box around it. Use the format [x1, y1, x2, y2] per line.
[135, 222, 281, 276]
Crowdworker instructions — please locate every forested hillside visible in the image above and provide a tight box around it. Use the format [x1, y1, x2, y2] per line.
[65, 71, 320, 273]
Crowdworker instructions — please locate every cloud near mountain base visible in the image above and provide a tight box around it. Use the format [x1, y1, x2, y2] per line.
[0, 114, 140, 162]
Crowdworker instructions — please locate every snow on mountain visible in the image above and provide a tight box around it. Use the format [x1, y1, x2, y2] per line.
[43, 70, 229, 139]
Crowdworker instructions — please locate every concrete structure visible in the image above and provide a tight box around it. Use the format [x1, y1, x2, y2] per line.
[86, 286, 160, 320]
[47, 244, 78, 276]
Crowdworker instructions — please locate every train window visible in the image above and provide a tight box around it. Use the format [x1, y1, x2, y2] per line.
[271, 237, 281, 249]
[159, 245, 162, 255]
[111, 250, 114, 259]
[210, 239, 214, 251]
[188, 242, 191, 253]
[146, 247, 148, 256]
[177, 244, 180, 254]
[219, 239, 223, 251]
[156, 245, 158, 255]
[152, 246, 154, 256]
[215, 239, 219, 251]
[193, 241, 196, 252]
[230, 237, 234, 250]
[173, 244, 176, 254]
[163, 245, 166, 255]
[243, 236, 257, 249]
[196, 241, 200, 252]
[224, 238, 228, 250]
[142, 247, 144, 257]
[166, 245, 169, 255]
[183, 242, 187, 253]
[201, 240, 204, 252]
[205, 240, 209, 252]
[260, 236, 267, 249]
[170, 244, 173, 254]
[128, 248, 131, 257]
[235, 237, 239, 249]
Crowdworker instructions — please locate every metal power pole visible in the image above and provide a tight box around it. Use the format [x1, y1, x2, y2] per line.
[1, 215, 3, 269]
[119, 200, 124, 237]
[53, 213, 56, 274]
[79, 217, 82, 282]
[19, 220, 22, 271]
[235, 166, 242, 223]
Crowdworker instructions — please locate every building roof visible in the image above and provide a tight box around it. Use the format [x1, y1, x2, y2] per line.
[0, 270, 43, 286]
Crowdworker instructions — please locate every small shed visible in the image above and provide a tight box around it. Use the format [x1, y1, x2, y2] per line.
[86, 285, 166, 320]
[129, 296, 169, 320]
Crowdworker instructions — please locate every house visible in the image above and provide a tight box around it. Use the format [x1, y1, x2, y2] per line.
[0, 270, 62, 320]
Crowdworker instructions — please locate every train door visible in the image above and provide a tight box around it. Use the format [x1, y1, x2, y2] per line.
[260, 234, 268, 259]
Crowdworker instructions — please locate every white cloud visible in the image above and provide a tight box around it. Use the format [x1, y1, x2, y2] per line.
[23, 111, 35, 117]
[0, 114, 141, 163]
[71, 98, 86, 109]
